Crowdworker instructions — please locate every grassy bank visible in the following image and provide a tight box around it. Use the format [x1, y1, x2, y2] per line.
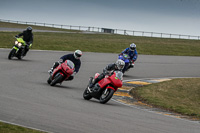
[0, 121, 45, 133]
[1, 31, 200, 56]
[131, 78, 200, 119]
[0, 21, 78, 32]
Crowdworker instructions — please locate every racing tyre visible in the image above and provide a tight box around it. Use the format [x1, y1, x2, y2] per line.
[50, 73, 63, 86]
[83, 88, 92, 100]
[47, 76, 52, 84]
[8, 49, 16, 60]
[17, 55, 22, 60]
[99, 88, 115, 104]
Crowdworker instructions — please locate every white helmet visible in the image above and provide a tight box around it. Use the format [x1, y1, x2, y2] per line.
[130, 43, 136, 51]
[115, 59, 125, 70]
[74, 50, 82, 59]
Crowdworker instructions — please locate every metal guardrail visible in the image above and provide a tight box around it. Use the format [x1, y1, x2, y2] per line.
[0, 19, 199, 40]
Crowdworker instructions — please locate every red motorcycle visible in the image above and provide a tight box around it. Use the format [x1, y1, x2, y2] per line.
[83, 71, 123, 104]
[47, 60, 74, 86]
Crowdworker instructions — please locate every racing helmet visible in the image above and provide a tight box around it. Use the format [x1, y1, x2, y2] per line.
[26, 26, 32, 32]
[130, 43, 136, 51]
[74, 50, 82, 59]
[115, 59, 125, 70]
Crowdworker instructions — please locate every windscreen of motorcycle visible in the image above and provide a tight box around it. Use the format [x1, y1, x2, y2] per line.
[123, 54, 130, 59]
[66, 60, 75, 69]
[114, 71, 123, 80]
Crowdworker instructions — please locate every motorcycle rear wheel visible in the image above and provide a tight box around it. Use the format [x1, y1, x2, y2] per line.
[83, 88, 92, 100]
[8, 49, 16, 60]
[99, 89, 115, 104]
[50, 74, 63, 86]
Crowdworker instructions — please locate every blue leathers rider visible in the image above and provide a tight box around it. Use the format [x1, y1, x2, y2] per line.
[48, 50, 82, 80]
[120, 43, 138, 73]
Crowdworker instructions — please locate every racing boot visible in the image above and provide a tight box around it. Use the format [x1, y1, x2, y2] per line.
[88, 78, 96, 92]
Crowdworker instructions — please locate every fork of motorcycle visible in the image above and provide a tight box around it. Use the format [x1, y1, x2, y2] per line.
[104, 89, 108, 95]
[13, 47, 19, 53]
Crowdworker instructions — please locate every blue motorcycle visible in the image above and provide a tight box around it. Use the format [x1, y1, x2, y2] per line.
[118, 54, 134, 73]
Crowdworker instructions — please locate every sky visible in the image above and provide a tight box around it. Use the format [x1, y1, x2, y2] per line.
[0, 0, 200, 36]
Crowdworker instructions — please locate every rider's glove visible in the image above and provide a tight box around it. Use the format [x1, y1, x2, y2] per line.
[130, 60, 134, 68]
[103, 69, 113, 76]
[103, 69, 109, 75]
[58, 59, 63, 64]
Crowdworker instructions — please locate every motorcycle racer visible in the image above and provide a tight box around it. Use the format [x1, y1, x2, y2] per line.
[88, 59, 125, 91]
[119, 43, 138, 73]
[15, 26, 33, 56]
[48, 50, 82, 80]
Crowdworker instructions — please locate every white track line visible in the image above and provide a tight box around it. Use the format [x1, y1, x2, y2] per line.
[111, 99, 200, 124]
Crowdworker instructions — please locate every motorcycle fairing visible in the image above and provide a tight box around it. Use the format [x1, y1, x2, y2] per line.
[16, 38, 25, 44]
[52, 60, 74, 80]
[118, 54, 130, 63]
[98, 77, 112, 89]
[109, 74, 123, 88]
[98, 72, 122, 89]
[94, 73, 100, 79]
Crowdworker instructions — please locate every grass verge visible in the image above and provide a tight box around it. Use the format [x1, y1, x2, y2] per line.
[0, 31, 200, 56]
[0, 121, 45, 133]
[0, 22, 79, 32]
[131, 78, 200, 119]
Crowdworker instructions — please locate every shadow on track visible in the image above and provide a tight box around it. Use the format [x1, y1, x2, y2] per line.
[81, 97, 120, 106]
[123, 74, 139, 79]
[38, 82, 76, 90]
[7, 58, 33, 62]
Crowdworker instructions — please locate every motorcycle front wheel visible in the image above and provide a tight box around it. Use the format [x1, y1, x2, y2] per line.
[83, 88, 92, 100]
[50, 73, 63, 86]
[99, 88, 115, 104]
[47, 76, 52, 84]
[8, 49, 16, 60]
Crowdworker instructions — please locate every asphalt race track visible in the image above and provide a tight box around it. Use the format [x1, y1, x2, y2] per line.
[0, 49, 200, 133]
